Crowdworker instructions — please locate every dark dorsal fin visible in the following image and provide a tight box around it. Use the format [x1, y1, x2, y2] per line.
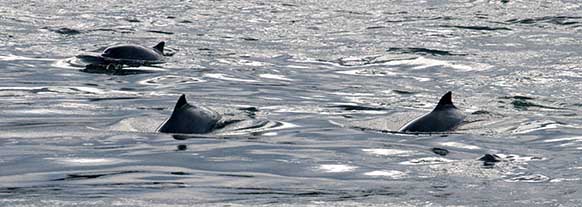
[434, 91, 455, 110]
[174, 94, 188, 111]
[153, 41, 165, 53]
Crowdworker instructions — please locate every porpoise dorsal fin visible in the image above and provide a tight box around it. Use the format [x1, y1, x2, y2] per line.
[153, 41, 165, 53]
[174, 94, 189, 111]
[434, 91, 456, 110]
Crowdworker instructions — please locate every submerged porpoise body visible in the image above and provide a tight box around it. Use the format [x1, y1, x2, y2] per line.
[398, 91, 465, 133]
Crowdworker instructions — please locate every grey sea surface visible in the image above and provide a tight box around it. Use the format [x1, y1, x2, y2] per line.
[2, 0, 582, 206]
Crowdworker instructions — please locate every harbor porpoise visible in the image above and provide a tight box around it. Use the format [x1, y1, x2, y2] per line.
[76, 42, 166, 70]
[398, 91, 465, 133]
[158, 94, 222, 134]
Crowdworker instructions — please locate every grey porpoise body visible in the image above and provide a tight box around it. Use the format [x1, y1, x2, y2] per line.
[158, 94, 222, 134]
[398, 91, 465, 133]
[102, 42, 165, 61]
[76, 42, 166, 69]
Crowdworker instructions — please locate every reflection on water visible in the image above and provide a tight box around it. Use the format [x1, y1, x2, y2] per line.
[364, 170, 406, 179]
[318, 164, 358, 173]
[2, 0, 582, 206]
[46, 157, 132, 166]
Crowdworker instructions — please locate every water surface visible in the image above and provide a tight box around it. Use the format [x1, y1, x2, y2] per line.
[2, 0, 582, 206]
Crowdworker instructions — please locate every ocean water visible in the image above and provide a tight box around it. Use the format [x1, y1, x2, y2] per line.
[2, 0, 582, 206]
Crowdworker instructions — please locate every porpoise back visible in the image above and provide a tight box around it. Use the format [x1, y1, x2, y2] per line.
[158, 94, 222, 134]
[398, 91, 465, 133]
[102, 42, 165, 61]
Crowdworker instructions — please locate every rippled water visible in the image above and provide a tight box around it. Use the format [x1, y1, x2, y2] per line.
[2, 0, 582, 206]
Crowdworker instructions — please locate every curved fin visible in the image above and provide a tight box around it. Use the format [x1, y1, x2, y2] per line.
[435, 91, 455, 110]
[153, 41, 165, 53]
[174, 94, 188, 111]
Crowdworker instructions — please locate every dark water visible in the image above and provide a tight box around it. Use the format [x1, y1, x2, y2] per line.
[2, 0, 582, 206]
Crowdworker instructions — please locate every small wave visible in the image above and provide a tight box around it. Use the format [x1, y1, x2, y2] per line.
[499, 95, 563, 111]
[440, 25, 511, 31]
[506, 174, 550, 183]
[45, 157, 132, 166]
[215, 58, 273, 67]
[495, 154, 545, 162]
[204, 73, 258, 83]
[0, 86, 137, 98]
[332, 56, 493, 72]
[318, 164, 358, 173]
[240, 37, 259, 41]
[211, 186, 406, 202]
[364, 170, 406, 179]
[387, 56, 493, 71]
[138, 75, 207, 86]
[330, 55, 411, 67]
[215, 119, 298, 136]
[386, 47, 467, 56]
[54, 57, 167, 75]
[510, 99, 561, 111]
[0, 54, 55, 61]
[506, 16, 582, 26]
[439, 142, 481, 150]
[327, 104, 386, 111]
[336, 68, 399, 77]
[42, 27, 82, 35]
[400, 157, 453, 165]
[366, 26, 386, 30]
[512, 120, 569, 134]
[258, 74, 293, 81]
[145, 30, 174, 35]
[51, 170, 140, 181]
[362, 148, 416, 156]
